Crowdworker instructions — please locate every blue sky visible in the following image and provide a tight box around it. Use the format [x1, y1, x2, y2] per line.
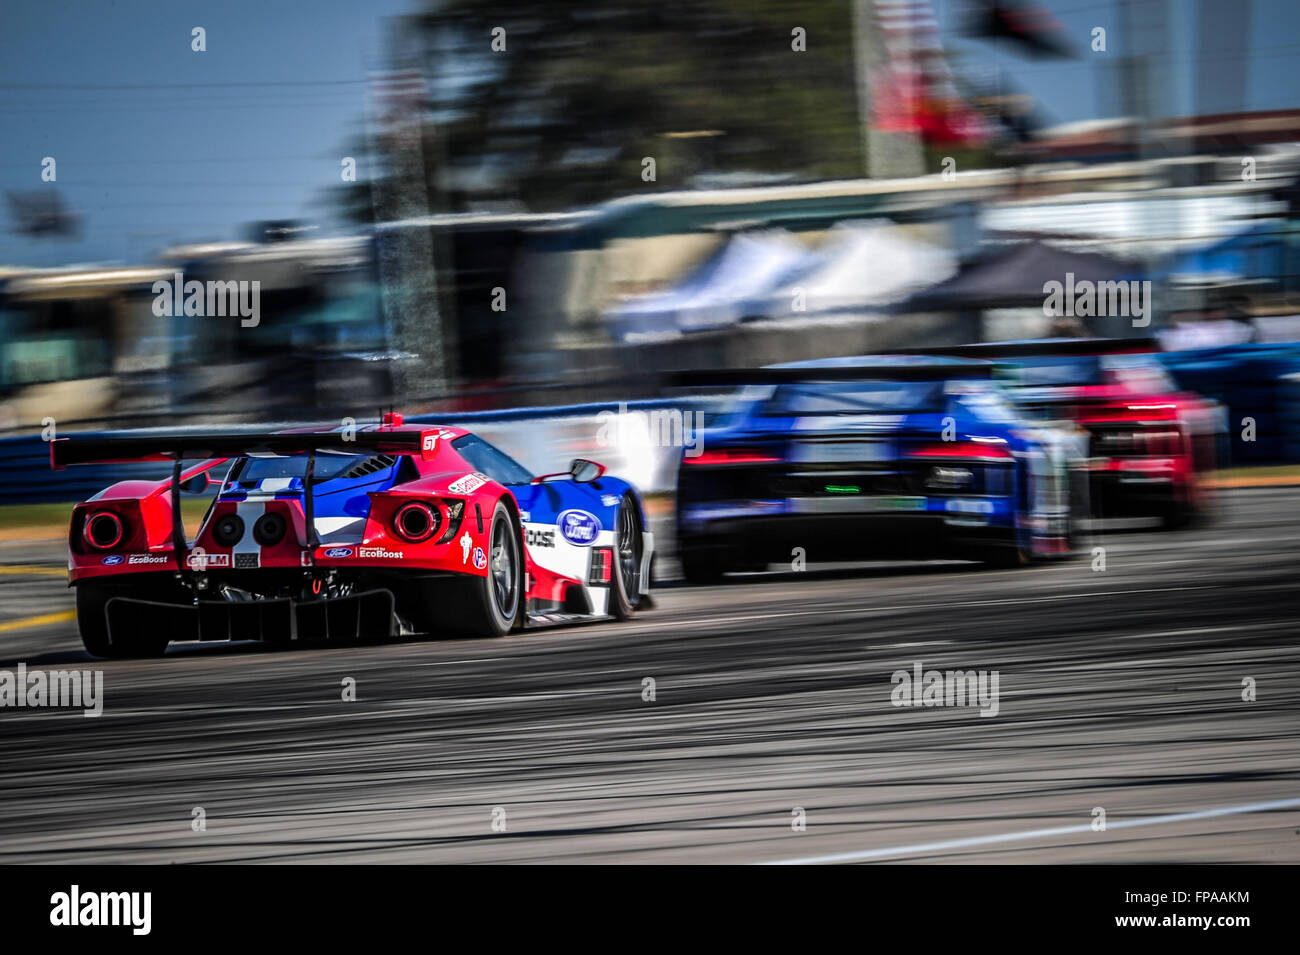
[2, 0, 1297, 267]
[0, 0, 410, 266]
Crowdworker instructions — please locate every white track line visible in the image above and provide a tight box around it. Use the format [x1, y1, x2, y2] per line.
[763, 797, 1300, 865]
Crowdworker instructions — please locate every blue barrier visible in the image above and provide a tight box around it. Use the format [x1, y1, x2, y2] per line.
[0, 436, 171, 505]
[0, 396, 710, 505]
[1157, 343, 1300, 464]
[14, 353, 1300, 507]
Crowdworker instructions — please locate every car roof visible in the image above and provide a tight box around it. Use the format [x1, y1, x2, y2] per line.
[768, 354, 992, 370]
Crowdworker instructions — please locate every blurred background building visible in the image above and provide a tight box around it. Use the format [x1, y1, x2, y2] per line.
[3, 0, 1300, 438]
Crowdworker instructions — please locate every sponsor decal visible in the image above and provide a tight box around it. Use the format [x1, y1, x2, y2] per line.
[525, 527, 555, 549]
[127, 554, 169, 565]
[323, 547, 354, 559]
[473, 546, 487, 570]
[358, 546, 404, 559]
[459, 530, 473, 564]
[235, 553, 259, 569]
[448, 472, 488, 495]
[557, 509, 601, 546]
[601, 494, 620, 507]
[101, 555, 124, 566]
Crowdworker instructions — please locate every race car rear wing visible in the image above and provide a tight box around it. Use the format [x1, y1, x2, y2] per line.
[51, 428, 440, 574]
[879, 338, 1159, 359]
[670, 363, 995, 388]
[50, 429, 434, 469]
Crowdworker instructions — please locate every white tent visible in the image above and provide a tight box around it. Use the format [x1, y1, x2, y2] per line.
[744, 219, 957, 321]
[608, 230, 813, 342]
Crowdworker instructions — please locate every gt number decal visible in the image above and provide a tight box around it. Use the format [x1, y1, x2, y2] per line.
[557, 509, 601, 546]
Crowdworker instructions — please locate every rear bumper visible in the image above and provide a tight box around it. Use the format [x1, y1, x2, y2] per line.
[104, 589, 396, 645]
[1089, 470, 1184, 516]
[68, 549, 487, 584]
[678, 507, 1016, 562]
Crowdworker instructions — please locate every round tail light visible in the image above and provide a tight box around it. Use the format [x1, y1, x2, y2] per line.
[212, 513, 245, 547]
[393, 502, 439, 543]
[83, 511, 124, 550]
[253, 512, 287, 547]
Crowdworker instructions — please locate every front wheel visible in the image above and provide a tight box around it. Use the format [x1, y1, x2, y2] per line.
[443, 499, 522, 637]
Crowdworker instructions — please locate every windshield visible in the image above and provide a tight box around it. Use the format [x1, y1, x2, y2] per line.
[1103, 353, 1176, 392]
[1002, 356, 1102, 387]
[1001, 353, 1175, 392]
[763, 379, 946, 415]
[452, 434, 534, 485]
[233, 451, 389, 484]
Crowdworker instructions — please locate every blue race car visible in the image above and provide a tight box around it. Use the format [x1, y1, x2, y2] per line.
[674, 356, 1088, 583]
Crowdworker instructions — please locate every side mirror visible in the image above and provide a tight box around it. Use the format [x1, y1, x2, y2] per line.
[569, 458, 606, 483]
[180, 473, 211, 494]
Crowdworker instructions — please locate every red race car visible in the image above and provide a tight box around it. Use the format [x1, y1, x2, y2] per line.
[894, 340, 1223, 527]
[52, 414, 654, 657]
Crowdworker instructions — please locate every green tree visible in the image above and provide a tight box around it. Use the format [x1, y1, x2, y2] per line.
[404, 0, 864, 211]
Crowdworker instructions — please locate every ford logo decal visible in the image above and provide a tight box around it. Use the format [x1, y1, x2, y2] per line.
[323, 547, 353, 558]
[101, 554, 124, 565]
[557, 509, 601, 546]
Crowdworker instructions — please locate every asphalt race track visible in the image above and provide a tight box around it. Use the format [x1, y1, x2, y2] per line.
[1, 487, 1298, 864]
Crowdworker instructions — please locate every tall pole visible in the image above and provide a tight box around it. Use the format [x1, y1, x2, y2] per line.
[852, 0, 926, 180]
[372, 16, 450, 403]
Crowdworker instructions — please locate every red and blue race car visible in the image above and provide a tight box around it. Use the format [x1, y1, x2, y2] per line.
[890, 339, 1224, 527]
[53, 414, 654, 657]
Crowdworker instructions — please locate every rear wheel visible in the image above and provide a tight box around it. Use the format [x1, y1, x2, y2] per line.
[76, 583, 170, 658]
[980, 529, 1030, 569]
[1065, 466, 1091, 553]
[679, 542, 725, 585]
[611, 494, 645, 620]
[443, 500, 522, 637]
[1159, 489, 1209, 530]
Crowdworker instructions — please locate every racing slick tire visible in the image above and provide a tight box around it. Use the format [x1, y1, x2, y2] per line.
[1160, 490, 1212, 531]
[610, 493, 645, 620]
[76, 582, 170, 659]
[443, 499, 523, 638]
[979, 531, 1030, 569]
[1066, 466, 1092, 553]
[679, 542, 725, 586]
